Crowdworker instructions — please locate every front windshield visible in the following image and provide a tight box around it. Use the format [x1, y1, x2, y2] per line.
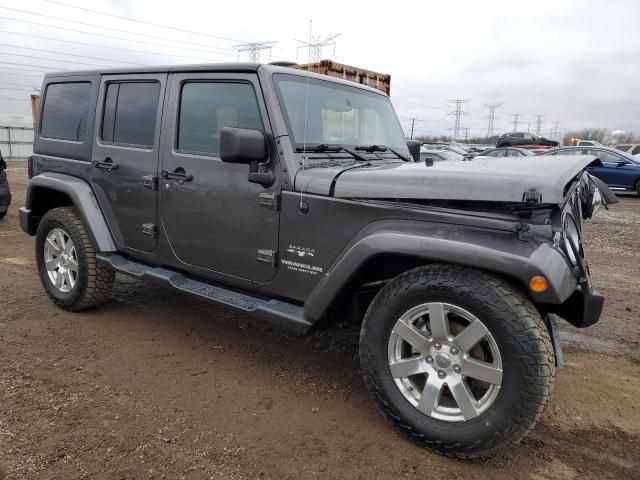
[448, 145, 469, 155]
[274, 74, 408, 152]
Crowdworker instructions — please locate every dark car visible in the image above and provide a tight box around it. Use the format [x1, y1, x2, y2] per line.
[542, 146, 640, 196]
[497, 132, 559, 148]
[20, 63, 612, 458]
[0, 151, 11, 219]
[478, 147, 535, 158]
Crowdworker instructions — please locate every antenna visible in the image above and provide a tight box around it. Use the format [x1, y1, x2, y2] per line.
[295, 20, 341, 63]
[447, 99, 470, 140]
[233, 41, 277, 62]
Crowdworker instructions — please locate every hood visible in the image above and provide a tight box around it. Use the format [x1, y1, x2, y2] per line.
[294, 155, 597, 205]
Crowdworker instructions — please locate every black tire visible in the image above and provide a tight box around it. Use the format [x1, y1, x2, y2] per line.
[35, 206, 114, 310]
[359, 264, 555, 458]
[0, 208, 6, 219]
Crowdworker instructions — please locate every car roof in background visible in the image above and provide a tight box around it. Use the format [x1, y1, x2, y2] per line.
[550, 146, 640, 163]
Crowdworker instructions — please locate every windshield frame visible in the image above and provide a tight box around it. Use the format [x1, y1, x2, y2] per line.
[272, 73, 409, 155]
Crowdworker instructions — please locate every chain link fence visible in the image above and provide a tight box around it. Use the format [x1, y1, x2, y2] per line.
[0, 126, 34, 160]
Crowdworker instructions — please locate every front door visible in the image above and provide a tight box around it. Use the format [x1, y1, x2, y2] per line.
[92, 74, 167, 252]
[160, 72, 279, 282]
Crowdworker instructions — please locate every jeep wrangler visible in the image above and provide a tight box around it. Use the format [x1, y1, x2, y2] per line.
[20, 64, 614, 458]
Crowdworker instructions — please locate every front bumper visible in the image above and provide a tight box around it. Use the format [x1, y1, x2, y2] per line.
[553, 286, 604, 328]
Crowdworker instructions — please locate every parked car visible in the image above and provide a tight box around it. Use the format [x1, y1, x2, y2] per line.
[420, 148, 465, 163]
[20, 63, 612, 458]
[422, 143, 473, 158]
[0, 150, 11, 219]
[577, 140, 603, 147]
[541, 146, 640, 196]
[614, 144, 640, 156]
[497, 132, 559, 148]
[477, 147, 535, 158]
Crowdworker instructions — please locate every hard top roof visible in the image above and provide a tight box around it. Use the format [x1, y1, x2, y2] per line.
[43, 62, 388, 96]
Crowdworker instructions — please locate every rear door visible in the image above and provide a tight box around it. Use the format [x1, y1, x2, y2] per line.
[159, 72, 279, 282]
[91, 74, 167, 252]
[584, 149, 629, 188]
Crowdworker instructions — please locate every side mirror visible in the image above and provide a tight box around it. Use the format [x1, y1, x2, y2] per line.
[406, 140, 421, 162]
[220, 127, 273, 187]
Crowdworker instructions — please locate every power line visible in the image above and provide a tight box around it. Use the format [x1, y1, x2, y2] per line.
[0, 80, 41, 88]
[0, 42, 145, 66]
[295, 21, 340, 63]
[233, 41, 277, 62]
[511, 113, 521, 132]
[484, 102, 503, 138]
[0, 51, 116, 68]
[0, 68, 45, 77]
[0, 8, 241, 57]
[0, 86, 38, 91]
[0, 30, 228, 62]
[534, 114, 545, 135]
[448, 99, 470, 140]
[43, 0, 246, 44]
[0, 60, 64, 70]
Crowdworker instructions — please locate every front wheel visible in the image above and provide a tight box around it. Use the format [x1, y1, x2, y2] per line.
[359, 264, 555, 458]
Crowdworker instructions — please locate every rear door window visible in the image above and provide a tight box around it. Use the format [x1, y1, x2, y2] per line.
[41, 82, 92, 141]
[101, 81, 160, 147]
[632, 146, 640, 155]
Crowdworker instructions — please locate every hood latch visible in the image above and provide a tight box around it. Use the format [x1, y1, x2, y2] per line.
[522, 188, 542, 204]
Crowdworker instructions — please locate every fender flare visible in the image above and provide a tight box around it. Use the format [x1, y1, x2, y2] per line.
[303, 221, 577, 321]
[21, 172, 116, 252]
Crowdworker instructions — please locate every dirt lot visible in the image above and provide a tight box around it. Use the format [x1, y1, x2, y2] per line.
[1, 161, 639, 479]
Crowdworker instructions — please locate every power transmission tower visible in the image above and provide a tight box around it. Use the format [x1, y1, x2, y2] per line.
[484, 103, 504, 138]
[463, 128, 470, 143]
[511, 113, 521, 132]
[534, 114, 545, 135]
[447, 99, 470, 140]
[295, 20, 340, 63]
[551, 121, 560, 140]
[233, 41, 277, 62]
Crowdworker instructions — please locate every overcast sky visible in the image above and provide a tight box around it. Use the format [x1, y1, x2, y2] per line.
[1, 0, 639, 139]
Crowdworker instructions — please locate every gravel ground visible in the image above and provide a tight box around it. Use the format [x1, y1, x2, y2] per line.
[1, 162, 639, 479]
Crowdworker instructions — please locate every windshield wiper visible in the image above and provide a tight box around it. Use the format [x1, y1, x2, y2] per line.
[295, 144, 369, 162]
[355, 144, 412, 162]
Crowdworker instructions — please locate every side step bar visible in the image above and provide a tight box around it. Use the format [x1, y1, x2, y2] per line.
[96, 253, 312, 334]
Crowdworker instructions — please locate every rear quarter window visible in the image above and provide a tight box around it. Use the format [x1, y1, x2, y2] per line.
[41, 82, 92, 141]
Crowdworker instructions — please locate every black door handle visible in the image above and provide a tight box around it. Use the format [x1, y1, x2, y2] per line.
[161, 167, 193, 182]
[93, 157, 118, 171]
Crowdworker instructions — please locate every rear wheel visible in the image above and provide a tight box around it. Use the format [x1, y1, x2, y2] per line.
[359, 264, 555, 458]
[36, 207, 114, 310]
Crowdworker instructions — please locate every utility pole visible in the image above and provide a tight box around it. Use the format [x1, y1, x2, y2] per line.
[511, 113, 521, 132]
[463, 128, 470, 143]
[447, 99, 470, 140]
[534, 114, 545, 135]
[295, 20, 341, 63]
[410, 118, 416, 140]
[484, 103, 504, 138]
[233, 41, 278, 62]
[551, 121, 560, 141]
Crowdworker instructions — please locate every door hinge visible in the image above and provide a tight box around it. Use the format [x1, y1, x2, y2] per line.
[258, 192, 280, 211]
[142, 223, 158, 238]
[142, 175, 158, 190]
[257, 249, 277, 267]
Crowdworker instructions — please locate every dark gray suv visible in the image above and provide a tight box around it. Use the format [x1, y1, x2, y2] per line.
[20, 63, 613, 458]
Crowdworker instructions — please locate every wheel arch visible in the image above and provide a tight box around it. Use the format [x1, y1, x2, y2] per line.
[21, 172, 116, 252]
[304, 224, 578, 324]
